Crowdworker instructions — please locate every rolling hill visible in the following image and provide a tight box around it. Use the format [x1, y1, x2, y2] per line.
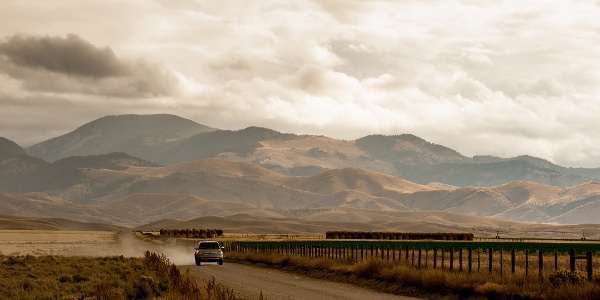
[2, 154, 600, 225]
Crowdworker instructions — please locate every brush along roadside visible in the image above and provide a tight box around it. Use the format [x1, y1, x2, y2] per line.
[0, 251, 240, 300]
[225, 251, 600, 300]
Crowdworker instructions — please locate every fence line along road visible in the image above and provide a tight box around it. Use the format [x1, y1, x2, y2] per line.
[225, 241, 597, 281]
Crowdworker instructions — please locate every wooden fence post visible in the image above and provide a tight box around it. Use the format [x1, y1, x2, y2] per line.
[488, 248, 493, 273]
[538, 250, 543, 280]
[511, 249, 515, 274]
[555, 250, 558, 270]
[433, 247, 437, 269]
[587, 251, 593, 281]
[387, 246, 390, 261]
[526, 249, 529, 276]
[418, 247, 422, 268]
[361, 244, 364, 261]
[477, 248, 481, 271]
[468, 248, 472, 273]
[441, 248, 445, 270]
[450, 248, 454, 271]
[459, 248, 463, 272]
[500, 249, 503, 276]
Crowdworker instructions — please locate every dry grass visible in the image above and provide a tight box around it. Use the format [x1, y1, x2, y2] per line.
[0, 251, 237, 300]
[226, 251, 600, 300]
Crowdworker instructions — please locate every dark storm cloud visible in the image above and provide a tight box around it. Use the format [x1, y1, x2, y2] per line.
[0, 34, 178, 97]
[0, 34, 127, 78]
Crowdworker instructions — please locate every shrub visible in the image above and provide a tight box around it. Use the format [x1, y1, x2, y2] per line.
[549, 270, 588, 287]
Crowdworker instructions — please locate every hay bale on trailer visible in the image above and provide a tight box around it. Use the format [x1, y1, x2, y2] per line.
[200, 229, 207, 239]
[217, 229, 224, 236]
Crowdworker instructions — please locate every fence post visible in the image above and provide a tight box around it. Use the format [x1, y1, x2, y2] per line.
[555, 250, 558, 270]
[477, 248, 481, 271]
[433, 247, 437, 269]
[411, 247, 415, 267]
[459, 248, 463, 272]
[398, 245, 402, 263]
[511, 249, 515, 274]
[361, 244, 364, 261]
[500, 249, 503, 276]
[587, 251, 593, 281]
[441, 248, 445, 270]
[538, 250, 543, 280]
[569, 249, 575, 271]
[418, 247, 422, 268]
[468, 248, 472, 273]
[488, 248, 493, 273]
[526, 249, 529, 276]
[406, 245, 409, 265]
[450, 248, 454, 271]
[387, 246, 390, 261]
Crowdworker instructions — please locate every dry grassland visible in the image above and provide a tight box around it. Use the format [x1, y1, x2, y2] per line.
[0, 230, 118, 256]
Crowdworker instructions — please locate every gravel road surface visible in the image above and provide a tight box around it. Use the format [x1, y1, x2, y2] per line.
[182, 262, 422, 300]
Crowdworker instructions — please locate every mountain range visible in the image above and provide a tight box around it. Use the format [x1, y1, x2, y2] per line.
[21, 114, 600, 187]
[2, 114, 600, 229]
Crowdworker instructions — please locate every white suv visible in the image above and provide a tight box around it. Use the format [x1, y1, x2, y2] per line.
[194, 241, 224, 266]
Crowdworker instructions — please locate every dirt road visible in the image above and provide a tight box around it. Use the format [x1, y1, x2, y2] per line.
[182, 262, 421, 300]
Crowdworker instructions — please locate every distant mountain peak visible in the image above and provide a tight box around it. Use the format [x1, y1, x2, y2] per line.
[355, 133, 466, 164]
[26, 114, 215, 162]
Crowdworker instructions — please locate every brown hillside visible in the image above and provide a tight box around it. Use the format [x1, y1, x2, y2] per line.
[435, 187, 513, 217]
[219, 135, 397, 175]
[0, 214, 126, 231]
[3, 156, 600, 225]
[283, 167, 438, 195]
[102, 193, 282, 220]
[144, 158, 284, 179]
[493, 181, 563, 206]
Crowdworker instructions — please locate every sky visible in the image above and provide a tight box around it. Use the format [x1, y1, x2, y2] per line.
[1, 0, 599, 168]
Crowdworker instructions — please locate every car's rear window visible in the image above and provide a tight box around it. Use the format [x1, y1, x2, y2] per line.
[199, 242, 219, 249]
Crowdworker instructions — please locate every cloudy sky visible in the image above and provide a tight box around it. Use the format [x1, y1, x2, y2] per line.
[1, 0, 599, 167]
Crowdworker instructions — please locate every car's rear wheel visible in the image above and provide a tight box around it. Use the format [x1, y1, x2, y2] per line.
[218, 260, 223, 265]
[195, 259, 201, 266]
